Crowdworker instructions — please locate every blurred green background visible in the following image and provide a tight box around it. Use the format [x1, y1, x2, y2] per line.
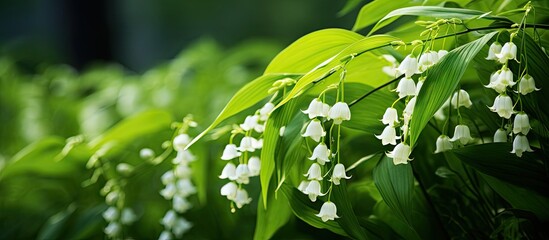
[0, 0, 356, 71]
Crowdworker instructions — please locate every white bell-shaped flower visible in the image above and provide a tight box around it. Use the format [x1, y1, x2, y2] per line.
[382, 65, 398, 77]
[173, 150, 196, 164]
[102, 207, 119, 222]
[221, 144, 241, 160]
[235, 164, 250, 184]
[302, 98, 326, 119]
[386, 143, 412, 165]
[486, 68, 515, 93]
[305, 163, 323, 181]
[279, 126, 286, 137]
[438, 49, 449, 59]
[496, 41, 517, 63]
[173, 195, 192, 213]
[234, 188, 252, 208]
[120, 208, 137, 225]
[305, 180, 325, 202]
[316, 201, 340, 222]
[175, 164, 192, 178]
[395, 77, 417, 98]
[104, 222, 122, 237]
[161, 171, 175, 185]
[302, 119, 326, 142]
[220, 182, 238, 200]
[173, 134, 191, 152]
[173, 217, 192, 238]
[434, 135, 453, 153]
[328, 102, 351, 124]
[252, 138, 263, 149]
[309, 142, 331, 165]
[381, 107, 400, 126]
[489, 94, 514, 119]
[161, 210, 177, 229]
[297, 180, 310, 194]
[219, 163, 237, 180]
[376, 125, 400, 145]
[238, 137, 256, 152]
[450, 125, 474, 145]
[176, 179, 196, 197]
[159, 231, 172, 240]
[330, 163, 351, 185]
[450, 89, 473, 109]
[486, 42, 502, 60]
[511, 135, 534, 157]
[403, 97, 417, 124]
[493, 128, 508, 143]
[240, 115, 259, 131]
[160, 183, 177, 200]
[518, 74, 540, 95]
[321, 103, 331, 117]
[398, 54, 418, 77]
[247, 156, 261, 176]
[418, 51, 439, 72]
[513, 112, 531, 135]
[259, 102, 275, 121]
[139, 148, 155, 159]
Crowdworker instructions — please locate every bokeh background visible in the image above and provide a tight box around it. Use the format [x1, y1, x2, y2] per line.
[0, 0, 356, 71]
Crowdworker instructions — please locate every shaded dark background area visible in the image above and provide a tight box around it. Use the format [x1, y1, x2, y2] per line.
[0, 0, 357, 72]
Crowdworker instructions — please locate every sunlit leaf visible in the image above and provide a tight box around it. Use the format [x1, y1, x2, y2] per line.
[186, 73, 301, 149]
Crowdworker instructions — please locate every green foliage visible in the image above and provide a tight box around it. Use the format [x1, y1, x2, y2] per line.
[2, 1, 549, 239]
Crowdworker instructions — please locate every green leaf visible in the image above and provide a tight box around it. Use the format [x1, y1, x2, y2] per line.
[279, 183, 349, 237]
[0, 137, 84, 179]
[369, 6, 511, 35]
[409, 31, 497, 148]
[253, 184, 292, 240]
[482, 174, 549, 221]
[260, 99, 299, 207]
[338, 0, 367, 17]
[451, 143, 549, 197]
[332, 181, 369, 240]
[186, 73, 301, 149]
[265, 29, 363, 74]
[90, 110, 173, 151]
[36, 205, 76, 240]
[373, 156, 414, 225]
[276, 35, 399, 108]
[353, 0, 414, 32]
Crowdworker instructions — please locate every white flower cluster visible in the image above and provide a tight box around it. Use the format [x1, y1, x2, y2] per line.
[434, 89, 475, 154]
[298, 98, 352, 222]
[88, 145, 137, 239]
[219, 102, 274, 210]
[485, 40, 537, 157]
[158, 133, 197, 239]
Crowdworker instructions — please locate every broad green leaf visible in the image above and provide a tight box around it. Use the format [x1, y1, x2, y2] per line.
[279, 183, 349, 237]
[338, 0, 367, 17]
[253, 183, 292, 240]
[332, 181, 369, 240]
[345, 83, 399, 134]
[373, 156, 414, 226]
[265, 29, 363, 74]
[260, 98, 299, 207]
[409, 31, 497, 148]
[482, 174, 549, 221]
[36, 205, 76, 240]
[89, 110, 173, 151]
[369, 6, 511, 35]
[186, 73, 301, 149]
[451, 143, 549, 197]
[0, 137, 85, 179]
[276, 35, 399, 108]
[353, 0, 414, 32]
